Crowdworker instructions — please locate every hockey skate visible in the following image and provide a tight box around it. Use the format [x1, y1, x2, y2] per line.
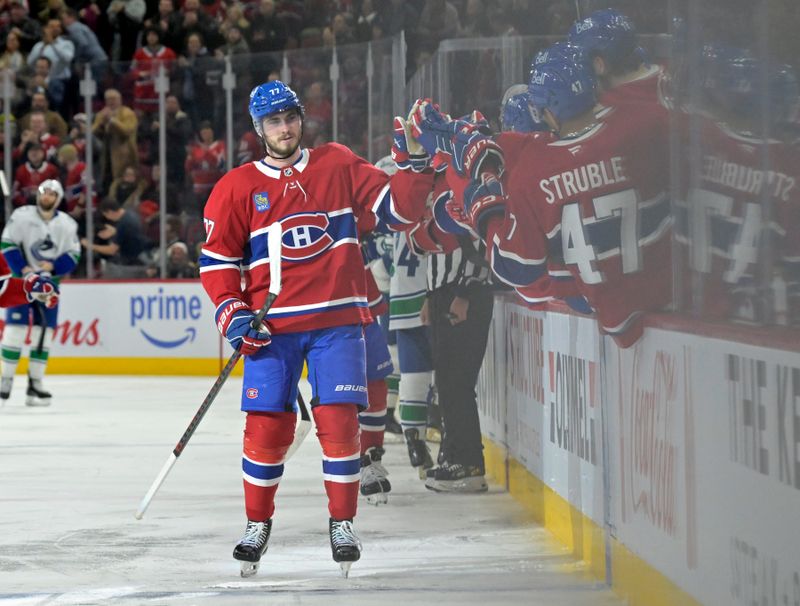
[425, 461, 488, 493]
[360, 446, 391, 505]
[233, 519, 272, 577]
[25, 378, 51, 407]
[0, 377, 12, 404]
[404, 428, 433, 480]
[329, 518, 361, 577]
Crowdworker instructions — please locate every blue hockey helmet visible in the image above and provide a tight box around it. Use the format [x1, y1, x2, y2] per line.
[531, 41, 587, 74]
[568, 8, 640, 69]
[248, 80, 304, 136]
[528, 57, 597, 126]
[500, 84, 544, 132]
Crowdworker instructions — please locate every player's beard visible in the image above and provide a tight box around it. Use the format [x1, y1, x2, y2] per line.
[37, 198, 58, 214]
[264, 125, 303, 161]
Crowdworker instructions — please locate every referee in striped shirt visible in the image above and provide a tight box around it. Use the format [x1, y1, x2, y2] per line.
[422, 235, 494, 492]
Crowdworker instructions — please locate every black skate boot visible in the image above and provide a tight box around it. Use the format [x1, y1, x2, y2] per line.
[404, 428, 433, 480]
[384, 407, 404, 437]
[233, 519, 272, 577]
[329, 518, 361, 577]
[360, 446, 391, 505]
[0, 377, 12, 403]
[25, 378, 51, 407]
[425, 461, 488, 493]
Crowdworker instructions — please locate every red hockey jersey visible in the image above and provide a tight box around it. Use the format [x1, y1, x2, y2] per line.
[186, 139, 226, 199]
[13, 161, 59, 207]
[131, 45, 177, 113]
[0, 254, 29, 308]
[483, 105, 673, 345]
[677, 116, 800, 321]
[199, 144, 431, 334]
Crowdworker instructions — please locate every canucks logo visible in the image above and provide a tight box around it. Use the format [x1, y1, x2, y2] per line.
[253, 192, 270, 212]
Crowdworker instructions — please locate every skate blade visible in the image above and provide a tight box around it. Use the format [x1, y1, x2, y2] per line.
[424, 478, 488, 493]
[25, 398, 51, 407]
[339, 561, 353, 578]
[239, 561, 260, 578]
[382, 432, 404, 444]
[365, 492, 388, 506]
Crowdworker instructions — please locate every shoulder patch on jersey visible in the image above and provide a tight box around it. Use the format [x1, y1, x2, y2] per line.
[253, 192, 270, 212]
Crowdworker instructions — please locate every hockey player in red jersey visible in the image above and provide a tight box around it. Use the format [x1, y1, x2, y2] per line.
[198, 80, 431, 577]
[568, 8, 666, 110]
[411, 53, 672, 347]
[0, 258, 59, 310]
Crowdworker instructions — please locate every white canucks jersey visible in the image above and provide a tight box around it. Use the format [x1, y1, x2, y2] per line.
[389, 231, 428, 330]
[1, 207, 80, 276]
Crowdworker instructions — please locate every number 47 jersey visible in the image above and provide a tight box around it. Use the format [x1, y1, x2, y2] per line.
[486, 106, 673, 346]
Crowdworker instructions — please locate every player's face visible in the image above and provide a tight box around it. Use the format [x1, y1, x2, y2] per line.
[261, 109, 302, 159]
[37, 190, 59, 211]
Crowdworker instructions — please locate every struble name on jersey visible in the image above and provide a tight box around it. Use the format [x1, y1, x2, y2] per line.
[702, 154, 795, 201]
[539, 156, 628, 204]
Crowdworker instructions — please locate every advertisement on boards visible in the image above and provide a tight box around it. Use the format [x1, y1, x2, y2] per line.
[9, 282, 221, 359]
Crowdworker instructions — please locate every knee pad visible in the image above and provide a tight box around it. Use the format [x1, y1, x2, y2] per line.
[243, 411, 297, 463]
[313, 403, 360, 457]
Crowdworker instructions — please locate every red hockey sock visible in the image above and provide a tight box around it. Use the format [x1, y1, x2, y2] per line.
[314, 403, 360, 520]
[242, 411, 296, 522]
[359, 379, 388, 454]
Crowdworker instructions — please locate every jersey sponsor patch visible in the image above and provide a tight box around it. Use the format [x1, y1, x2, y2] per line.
[253, 192, 271, 212]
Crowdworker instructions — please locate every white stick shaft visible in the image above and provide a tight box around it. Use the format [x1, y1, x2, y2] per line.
[135, 453, 178, 519]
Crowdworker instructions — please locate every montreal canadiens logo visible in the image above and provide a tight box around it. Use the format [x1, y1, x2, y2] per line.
[246, 388, 259, 399]
[280, 213, 334, 261]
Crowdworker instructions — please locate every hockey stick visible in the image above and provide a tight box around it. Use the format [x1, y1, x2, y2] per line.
[33, 302, 47, 355]
[286, 390, 312, 460]
[135, 222, 283, 520]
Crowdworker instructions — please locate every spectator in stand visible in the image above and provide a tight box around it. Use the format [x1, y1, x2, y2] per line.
[12, 142, 59, 207]
[236, 120, 262, 165]
[0, 1, 41, 54]
[92, 88, 138, 192]
[303, 80, 332, 134]
[83, 198, 150, 276]
[460, 0, 491, 37]
[19, 57, 54, 110]
[247, 0, 287, 54]
[0, 30, 26, 111]
[66, 112, 102, 166]
[18, 89, 67, 138]
[165, 241, 197, 278]
[26, 18, 74, 111]
[38, 0, 65, 23]
[108, 0, 146, 62]
[56, 142, 93, 220]
[60, 7, 108, 80]
[176, 31, 222, 126]
[219, 2, 250, 42]
[131, 27, 177, 115]
[108, 164, 147, 209]
[184, 120, 224, 211]
[144, 0, 184, 54]
[324, 11, 355, 46]
[376, 0, 418, 37]
[215, 24, 250, 57]
[197, 0, 225, 21]
[0, 28, 24, 71]
[417, 0, 461, 46]
[176, 0, 222, 53]
[354, 0, 378, 42]
[13, 110, 60, 164]
[148, 93, 192, 189]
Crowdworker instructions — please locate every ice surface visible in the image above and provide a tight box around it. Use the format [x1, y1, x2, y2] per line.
[0, 376, 623, 605]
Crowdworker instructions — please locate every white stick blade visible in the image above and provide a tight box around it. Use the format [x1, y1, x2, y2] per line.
[267, 222, 282, 297]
